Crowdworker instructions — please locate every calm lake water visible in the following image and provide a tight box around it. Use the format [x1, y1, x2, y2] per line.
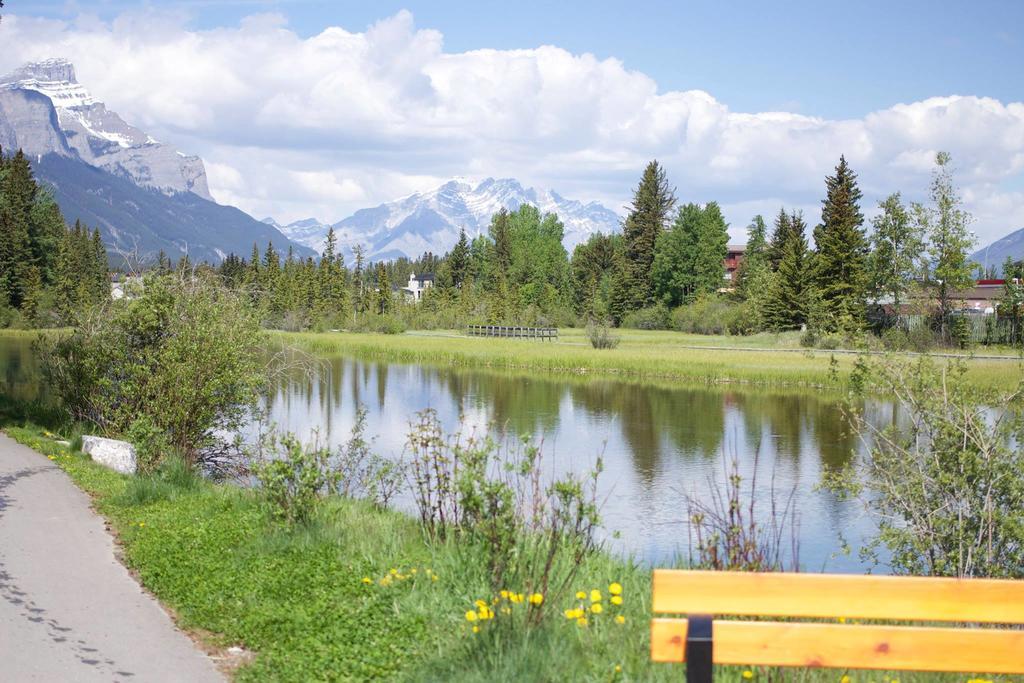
[0, 335, 885, 572]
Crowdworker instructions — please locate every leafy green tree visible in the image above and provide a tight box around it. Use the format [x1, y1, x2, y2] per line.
[571, 232, 618, 317]
[652, 203, 702, 307]
[693, 202, 729, 296]
[868, 192, 923, 311]
[915, 152, 976, 336]
[762, 211, 810, 330]
[813, 156, 868, 330]
[622, 160, 676, 310]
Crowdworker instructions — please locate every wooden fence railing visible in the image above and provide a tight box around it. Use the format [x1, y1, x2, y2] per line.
[466, 325, 558, 341]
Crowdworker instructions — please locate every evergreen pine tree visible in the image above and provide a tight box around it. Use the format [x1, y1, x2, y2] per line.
[812, 156, 868, 330]
[736, 215, 769, 298]
[449, 228, 470, 289]
[375, 262, 391, 315]
[622, 160, 676, 310]
[91, 228, 108, 303]
[767, 208, 792, 270]
[763, 211, 810, 330]
[0, 150, 36, 307]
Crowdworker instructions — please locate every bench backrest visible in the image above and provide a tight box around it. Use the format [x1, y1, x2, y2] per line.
[651, 569, 1024, 677]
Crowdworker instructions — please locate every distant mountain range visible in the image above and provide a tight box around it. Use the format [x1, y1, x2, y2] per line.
[267, 178, 622, 262]
[0, 58, 313, 262]
[971, 227, 1024, 275]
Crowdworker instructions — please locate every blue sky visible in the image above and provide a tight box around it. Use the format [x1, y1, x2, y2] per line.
[5, 1, 1024, 244]
[24, 0, 1024, 119]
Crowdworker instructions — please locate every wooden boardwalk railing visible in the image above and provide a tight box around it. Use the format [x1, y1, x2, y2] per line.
[466, 325, 558, 341]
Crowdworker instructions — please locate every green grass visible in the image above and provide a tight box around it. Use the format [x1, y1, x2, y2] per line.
[2, 423, 1015, 682]
[277, 328, 1023, 394]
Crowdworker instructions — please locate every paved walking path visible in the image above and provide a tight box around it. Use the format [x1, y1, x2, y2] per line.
[0, 433, 223, 682]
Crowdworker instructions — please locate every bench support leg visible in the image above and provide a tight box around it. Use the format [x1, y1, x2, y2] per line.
[685, 615, 713, 683]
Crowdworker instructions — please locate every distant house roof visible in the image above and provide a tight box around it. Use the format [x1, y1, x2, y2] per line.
[726, 244, 746, 253]
[415, 273, 435, 282]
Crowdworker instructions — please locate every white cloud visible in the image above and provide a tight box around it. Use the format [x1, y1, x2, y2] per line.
[1, 9, 1023, 245]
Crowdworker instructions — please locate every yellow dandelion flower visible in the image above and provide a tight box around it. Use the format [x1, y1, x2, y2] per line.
[575, 591, 587, 600]
[609, 582, 622, 595]
[431, 575, 438, 581]
[590, 589, 602, 602]
[411, 568, 418, 574]
[139, 522, 145, 527]
[500, 590, 509, 599]
[576, 617, 588, 627]
[472, 625, 479, 634]
[614, 615, 625, 625]
[465, 610, 478, 622]
[610, 595, 623, 606]
[389, 568, 398, 575]
[591, 603, 603, 614]
[742, 671, 754, 680]
[615, 665, 622, 673]
[478, 606, 493, 620]
[361, 577, 372, 584]
[840, 676, 850, 683]
[528, 593, 543, 606]
[564, 609, 576, 619]
[475, 599, 488, 609]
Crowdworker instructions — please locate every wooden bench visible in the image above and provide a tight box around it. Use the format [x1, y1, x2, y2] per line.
[651, 569, 1024, 682]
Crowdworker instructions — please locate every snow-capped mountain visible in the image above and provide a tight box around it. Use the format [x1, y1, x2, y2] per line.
[272, 178, 622, 261]
[0, 58, 210, 199]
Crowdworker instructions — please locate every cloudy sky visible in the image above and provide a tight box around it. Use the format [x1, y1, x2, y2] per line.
[2, 0, 1023, 250]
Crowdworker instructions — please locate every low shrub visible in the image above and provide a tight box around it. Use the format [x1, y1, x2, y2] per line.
[880, 326, 909, 351]
[620, 305, 671, 330]
[672, 296, 758, 336]
[586, 320, 620, 349]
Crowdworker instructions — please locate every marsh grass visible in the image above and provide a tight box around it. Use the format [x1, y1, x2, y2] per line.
[277, 328, 1022, 394]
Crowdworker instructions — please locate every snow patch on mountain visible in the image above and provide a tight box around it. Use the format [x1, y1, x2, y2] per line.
[270, 178, 621, 261]
[0, 58, 212, 200]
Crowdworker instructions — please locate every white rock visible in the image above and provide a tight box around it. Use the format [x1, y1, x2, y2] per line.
[81, 435, 137, 475]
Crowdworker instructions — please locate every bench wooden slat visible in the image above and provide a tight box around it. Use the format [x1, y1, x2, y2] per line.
[653, 569, 1024, 624]
[651, 619, 1024, 673]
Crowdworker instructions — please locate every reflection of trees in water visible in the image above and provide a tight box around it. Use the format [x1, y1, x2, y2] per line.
[0, 337, 41, 402]
[438, 368, 565, 437]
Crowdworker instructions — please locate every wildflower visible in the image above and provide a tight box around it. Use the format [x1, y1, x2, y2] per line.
[431, 575, 438, 581]
[838, 616, 846, 624]
[840, 676, 850, 683]
[575, 591, 587, 600]
[475, 599, 488, 609]
[609, 582, 622, 595]
[743, 671, 754, 680]
[500, 590, 510, 599]
[614, 615, 625, 625]
[610, 595, 623, 606]
[465, 610, 478, 623]
[576, 617, 588, 627]
[478, 605, 493, 620]
[529, 593, 543, 606]
[564, 609, 576, 619]
[472, 625, 480, 634]
[361, 577, 372, 584]
[501, 607, 511, 615]
[591, 603, 603, 614]
[411, 568, 418, 574]
[590, 589, 602, 603]
[389, 568, 398, 576]
[139, 522, 145, 528]
[510, 593, 524, 604]
[615, 665, 622, 673]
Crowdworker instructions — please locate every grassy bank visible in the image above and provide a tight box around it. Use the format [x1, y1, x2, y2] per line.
[2, 421, 1015, 682]
[278, 328, 1023, 394]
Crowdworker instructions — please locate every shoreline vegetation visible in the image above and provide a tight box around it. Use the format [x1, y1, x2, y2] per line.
[0, 424, 1009, 683]
[278, 328, 1023, 394]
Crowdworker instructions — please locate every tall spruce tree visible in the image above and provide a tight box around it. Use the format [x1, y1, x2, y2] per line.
[767, 208, 792, 270]
[448, 228, 470, 289]
[813, 156, 868, 330]
[736, 215, 769, 298]
[375, 261, 392, 314]
[763, 211, 810, 330]
[0, 150, 36, 307]
[622, 160, 676, 310]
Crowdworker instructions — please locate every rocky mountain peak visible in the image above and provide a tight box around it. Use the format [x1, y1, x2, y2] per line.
[4, 57, 79, 85]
